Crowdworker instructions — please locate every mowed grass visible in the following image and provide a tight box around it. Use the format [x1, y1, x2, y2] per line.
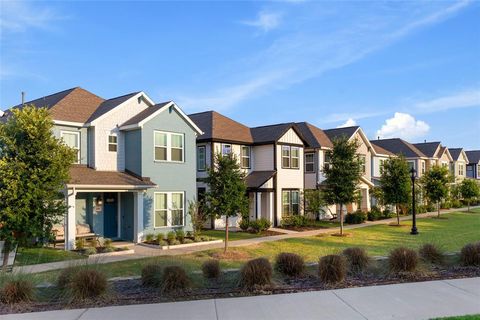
[15, 247, 86, 266]
[201, 230, 265, 241]
[35, 209, 480, 282]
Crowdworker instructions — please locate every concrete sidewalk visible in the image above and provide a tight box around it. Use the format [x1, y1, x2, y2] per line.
[3, 277, 480, 320]
[14, 206, 478, 274]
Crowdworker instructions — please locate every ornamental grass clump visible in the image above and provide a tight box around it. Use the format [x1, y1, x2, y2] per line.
[0, 275, 35, 304]
[318, 254, 347, 284]
[57, 265, 80, 290]
[460, 242, 480, 266]
[342, 247, 370, 273]
[239, 258, 272, 290]
[202, 259, 221, 279]
[69, 268, 108, 299]
[388, 247, 418, 273]
[274, 252, 305, 277]
[141, 263, 163, 287]
[160, 266, 190, 294]
[419, 243, 444, 264]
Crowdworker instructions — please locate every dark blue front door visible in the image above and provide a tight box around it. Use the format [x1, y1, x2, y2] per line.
[103, 193, 118, 238]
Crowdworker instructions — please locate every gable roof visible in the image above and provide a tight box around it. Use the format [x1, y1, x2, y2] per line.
[437, 146, 453, 162]
[466, 150, 480, 164]
[250, 123, 306, 145]
[323, 126, 360, 141]
[295, 122, 333, 149]
[412, 142, 441, 158]
[448, 148, 469, 163]
[188, 111, 253, 144]
[371, 138, 427, 158]
[2, 87, 105, 124]
[245, 171, 276, 189]
[121, 101, 171, 127]
[87, 92, 140, 123]
[370, 142, 395, 156]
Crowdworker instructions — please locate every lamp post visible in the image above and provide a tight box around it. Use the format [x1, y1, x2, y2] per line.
[410, 167, 418, 235]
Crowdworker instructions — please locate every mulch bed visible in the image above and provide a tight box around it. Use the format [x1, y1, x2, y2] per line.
[2, 264, 479, 315]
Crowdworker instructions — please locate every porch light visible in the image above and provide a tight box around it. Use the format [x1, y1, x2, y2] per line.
[96, 196, 103, 206]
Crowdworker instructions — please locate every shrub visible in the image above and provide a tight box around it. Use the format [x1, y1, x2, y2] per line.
[451, 199, 463, 208]
[344, 210, 366, 224]
[145, 233, 155, 242]
[167, 231, 176, 245]
[183, 239, 194, 244]
[75, 238, 86, 250]
[70, 268, 107, 299]
[158, 239, 168, 247]
[248, 220, 261, 233]
[57, 266, 79, 290]
[426, 204, 436, 212]
[202, 259, 221, 279]
[367, 206, 383, 221]
[160, 266, 190, 294]
[416, 205, 427, 214]
[460, 242, 480, 266]
[175, 230, 185, 243]
[342, 247, 369, 273]
[141, 263, 163, 287]
[0, 277, 34, 304]
[84, 247, 97, 255]
[388, 247, 418, 273]
[257, 218, 271, 231]
[275, 252, 304, 277]
[382, 208, 395, 218]
[318, 254, 347, 284]
[156, 233, 165, 244]
[419, 243, 444, 264]
[104, 238, 113, 248]
[280, 215, 308, 228]
[239, 258, 272, 290]
[239, 218, 250, 231]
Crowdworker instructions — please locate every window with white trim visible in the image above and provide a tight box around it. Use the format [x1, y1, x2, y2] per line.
[282, 190, 300, 216]
[458, 164, 464, 176]
[421, 161, 426, 174]
[408, 161, 415, 171]
[359, 155, 366, 174]
[61, 131, 80, 163]
[108, 135, 117, 152]
[379, 159, 386, 174]
[154, 192, 185, 228]
[241, 146, 251, 168]
[154, 131, 184, 162]
[305, 153, 315, 172]
[221, 144, 232, 156]
[291, 147, 300, 169]
[197, 146, 206, 171]
[282, 146, 290, 168]
[324, 152, 331, 171]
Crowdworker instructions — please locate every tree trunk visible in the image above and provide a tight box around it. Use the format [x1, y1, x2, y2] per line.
[224, 216, 229, 253]
[396, 204, 400, 225]
[468, 200, 470, 212]
[437, 201, 441, 218]
[2, 240, 11, 272]
[339, 204, 344, 236]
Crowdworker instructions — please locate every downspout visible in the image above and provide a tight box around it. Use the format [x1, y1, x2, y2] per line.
[273, 142, 278, 227]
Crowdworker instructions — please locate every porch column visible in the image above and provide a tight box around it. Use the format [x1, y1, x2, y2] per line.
[133, 191, 144, 243]
[365, 188, 371, 211]
[256, 192, 262, 220]
[65, 189, 77, 250]
[269, 192, 274, 224]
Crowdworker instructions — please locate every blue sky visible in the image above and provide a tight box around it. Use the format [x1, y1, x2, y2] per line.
[1, 0, 479, 149]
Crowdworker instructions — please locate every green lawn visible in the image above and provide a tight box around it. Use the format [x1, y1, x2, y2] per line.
[201, 229, 266, 241]
[432, 315, 480, 320]
[35, 209, 480, 282]
[15, 247, 86, 266]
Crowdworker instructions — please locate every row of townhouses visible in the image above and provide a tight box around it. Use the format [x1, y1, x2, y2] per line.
[1, 87, 478, 250]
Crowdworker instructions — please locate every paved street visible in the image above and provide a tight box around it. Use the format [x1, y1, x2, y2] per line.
[3, 277, 480, 320]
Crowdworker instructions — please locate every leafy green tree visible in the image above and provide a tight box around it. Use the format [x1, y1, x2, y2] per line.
[205, 153, 249, 252]
[422, 165, 451, 218]
[303, 189, 327, 220]
[0, 106, 76, 270]
[187, 199, 208, 237]
[323, 136, 362, 235]
[460, 179, 480, 212]
[380, 156, 411, 225]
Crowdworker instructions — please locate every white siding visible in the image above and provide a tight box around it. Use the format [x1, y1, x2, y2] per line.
[253, 145, 274, 171]
[93, 95, 149, 171]
[278, 128, 303, 145]
[372, 155, 389, 178]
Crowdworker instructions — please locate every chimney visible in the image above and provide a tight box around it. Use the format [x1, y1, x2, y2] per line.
[424, 139, 426, 143]
[377, 136, 380, 140]
[21, 91, 25, 105]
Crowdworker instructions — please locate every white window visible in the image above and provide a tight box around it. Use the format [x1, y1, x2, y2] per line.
[359, 155, 366, 174]
[282, 190, 300, 216]
[379, 159, 385, 174]
[154, 192, 185, 228]
[108, 135, 117, 152]
[291, 147, 300, 169]
[421, 161, 426, 174]
[459, 164, 464, 176]
[154, 131, 184, 162]
[408, 161, 415, 171]
[282, 145, 291, 168]
[324, 152, 331, 171]
[281, 145, 300, 169]
[197, 146, 206, 171]
[221, 144, 232, 156]
[241, 146, 251, 168]
[305, 153, 315, 172]
[61, 131, 80, 163]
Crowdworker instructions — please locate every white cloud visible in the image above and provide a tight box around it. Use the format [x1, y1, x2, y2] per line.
[241, 11, 282, 32]
[0, 1, 61, 34]
[376, 112, 430, 140]
[337, 118, 357, 128]
[414, 88, 480, 113]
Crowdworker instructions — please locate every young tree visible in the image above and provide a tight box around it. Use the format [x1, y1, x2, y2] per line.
[379, 156, 411, 225]
[422, 165, 450, 218]
[323, 137, 362, 235]
[205, 153, 249, 252]
[0, 106, 76, 270]
[187, 199, 208, 237]
[460, 179, 480, 212]
[303, 189, 327, 220]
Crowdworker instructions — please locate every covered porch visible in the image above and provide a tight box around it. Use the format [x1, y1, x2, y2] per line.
[63, 166, 156, 250]
[246, 171, 276, 224]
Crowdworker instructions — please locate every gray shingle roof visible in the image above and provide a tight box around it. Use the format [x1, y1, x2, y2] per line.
[466, 150, 480, 164]
[412, 142, 441, 158]
[295, 122, 333, 149]
[448, 148, 463, 161]
[245, 171, 276, 189]
[371, 139, 426, 158]
[323, 126, 359, 141]
[250, 123, 297, 144]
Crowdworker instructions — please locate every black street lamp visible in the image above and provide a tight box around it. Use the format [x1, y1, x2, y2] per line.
[410, 167, 418, 235]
